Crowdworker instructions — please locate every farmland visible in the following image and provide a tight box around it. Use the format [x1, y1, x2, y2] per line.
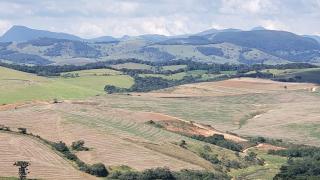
[1, 62, 320, 179]
[0, 67, 133, 104]
[0, 132, 96, 180]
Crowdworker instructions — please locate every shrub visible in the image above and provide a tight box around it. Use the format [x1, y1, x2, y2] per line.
[140, 167, 175, 180]
[199, 152, 220, 164]
[88, 163, 108, 177]
[178, 140, 187, 148]
[52, 141, 69, 152]
[174, 169, 230, 180]
[109, 171, 140, 180]
[18, 128, 27, 134]
[71, 140, 89, 151]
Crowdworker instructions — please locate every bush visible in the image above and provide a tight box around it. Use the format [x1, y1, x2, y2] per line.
[140, 167, 175, 180]
[174, 169, 230, 180]
[200, 152, 220, 164]
[104, 85, 127, 94]
[110, 171, 140, 180]
[71, 140, 89, 151]
[178, 140, 187, 148]
[88, 163, 108, 177]
[18, 128, 27, 134]
[52, 141, 69, 152]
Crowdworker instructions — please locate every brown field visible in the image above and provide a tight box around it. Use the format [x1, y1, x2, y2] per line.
[133, 77, 317, 98]
[1, 77, 320, 179]
[0, 101, 209, 171]
[0, 132, 96, 180]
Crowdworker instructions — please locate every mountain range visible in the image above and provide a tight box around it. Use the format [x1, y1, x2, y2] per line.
[0, 25, 319, 65]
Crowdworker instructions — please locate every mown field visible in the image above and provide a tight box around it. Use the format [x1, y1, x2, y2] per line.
[1, 63, 320, 179]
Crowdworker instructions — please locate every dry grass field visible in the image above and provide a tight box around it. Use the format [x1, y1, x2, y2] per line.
[0, 132, 96, 180]
[0, 101, 217, 172]
[1, 76, 319, 179]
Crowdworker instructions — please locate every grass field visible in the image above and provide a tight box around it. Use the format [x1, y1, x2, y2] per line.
[0, 67, 134, 104]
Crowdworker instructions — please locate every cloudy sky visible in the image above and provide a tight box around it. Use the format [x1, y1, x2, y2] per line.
[0, 0, 319, 38]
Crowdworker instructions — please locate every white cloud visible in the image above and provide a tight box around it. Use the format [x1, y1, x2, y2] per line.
[0, 20, 12, 35]
[0, 0, 319, 37]
[260, 20, 288, 31]
[219, 0, 276, 14]
[76, 22, 105, 38]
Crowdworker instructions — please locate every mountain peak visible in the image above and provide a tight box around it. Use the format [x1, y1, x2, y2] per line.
[0, 25, 82, 42]
[251, 26, 267, 31]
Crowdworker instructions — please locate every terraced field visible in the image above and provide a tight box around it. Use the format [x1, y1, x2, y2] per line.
[0, 132, 96, 180]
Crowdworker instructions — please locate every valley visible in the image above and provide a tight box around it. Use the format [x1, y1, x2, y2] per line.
[0, 22, 319, 179]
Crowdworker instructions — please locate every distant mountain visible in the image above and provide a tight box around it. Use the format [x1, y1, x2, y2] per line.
[304, 35, 320, 43]
[210, 30, 319, 51]
[137, 34, 168, 42]
[195, 28, 241, 36]
[0, 25, 82, 42]
[117, 34, 168, 42]
[209, 30, 320, 62]
[195, 28, 219, 36]
[0, 25, 320, 65]
[251, 26, 267, 31]
[90, 36, 118, 43]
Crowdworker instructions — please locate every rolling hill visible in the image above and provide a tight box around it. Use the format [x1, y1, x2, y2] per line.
[0, 26, 82, 42]
[0, 26, 320, 65]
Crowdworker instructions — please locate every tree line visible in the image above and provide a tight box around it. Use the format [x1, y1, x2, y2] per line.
[0, 58, 317, 77]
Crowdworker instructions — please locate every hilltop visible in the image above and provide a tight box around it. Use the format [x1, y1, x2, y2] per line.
[0, 26, 319, 66]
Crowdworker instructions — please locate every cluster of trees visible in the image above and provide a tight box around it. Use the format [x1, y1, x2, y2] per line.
[50, 141, 108, 177]
[190, 134, 243, 152]
[269, 146, 320, 179]
[268, 146, 320, 158]
[1, 58, 317, 77]
[105, 75, 206, 94]
[109, 167, 230, 180]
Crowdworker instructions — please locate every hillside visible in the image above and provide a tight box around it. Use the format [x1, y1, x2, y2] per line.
[1, 76, 319, 179]
[0, 132, 96, 179]
[0, 26, 82, 42]
[0, 67, 133, 104]
[0, 26, 320, 65]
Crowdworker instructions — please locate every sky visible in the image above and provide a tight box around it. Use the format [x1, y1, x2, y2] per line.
[0, 0, 319, 38]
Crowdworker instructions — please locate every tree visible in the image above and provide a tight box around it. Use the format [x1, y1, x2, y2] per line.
[13, 161, 30, 180]
[89, 163, 108, 177]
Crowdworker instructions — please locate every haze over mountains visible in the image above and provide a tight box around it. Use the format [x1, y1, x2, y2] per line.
[0, 25, 319, 66]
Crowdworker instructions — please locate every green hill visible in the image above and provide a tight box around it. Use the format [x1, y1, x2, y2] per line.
[0, 67, 134, 104]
